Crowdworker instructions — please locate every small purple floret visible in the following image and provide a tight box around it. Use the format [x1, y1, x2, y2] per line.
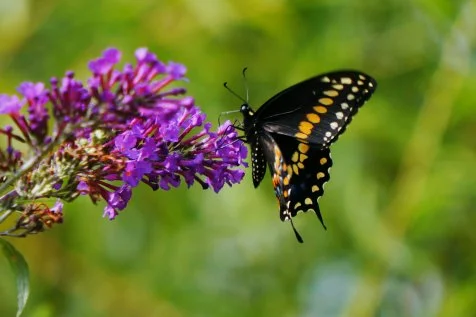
[0, 95, 23, 114]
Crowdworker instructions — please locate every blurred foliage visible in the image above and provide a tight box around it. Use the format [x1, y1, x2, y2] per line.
[0, 0, 475, 316]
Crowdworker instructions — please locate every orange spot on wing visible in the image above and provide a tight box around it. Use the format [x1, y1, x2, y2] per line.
[298, 121, 313, 135]
[319, 98, 333, 106]
[306, 113, 320, 123]
[314, 106, 327, 114]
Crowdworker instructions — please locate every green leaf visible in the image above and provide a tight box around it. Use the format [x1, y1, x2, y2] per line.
[0, 238, 30, 317]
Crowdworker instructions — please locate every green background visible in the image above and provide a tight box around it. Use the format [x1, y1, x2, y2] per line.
[1, 0, 475, 316]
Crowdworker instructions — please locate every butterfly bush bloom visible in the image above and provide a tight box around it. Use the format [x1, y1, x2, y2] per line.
[0, 48, 247, 237]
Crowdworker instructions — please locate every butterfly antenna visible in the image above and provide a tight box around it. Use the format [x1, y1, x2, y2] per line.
[289, 217, 304, 243]
[223, 82, 247, 104]
[242, 67, 249, 103]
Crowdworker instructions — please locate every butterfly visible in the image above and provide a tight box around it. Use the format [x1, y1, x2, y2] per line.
[237, 70, 377, 242]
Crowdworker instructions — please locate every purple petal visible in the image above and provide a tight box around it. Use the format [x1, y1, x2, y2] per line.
[167, 62, 187, 79]
[0, 94, 23, 114]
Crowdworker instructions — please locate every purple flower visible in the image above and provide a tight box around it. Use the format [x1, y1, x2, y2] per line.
[0, 47, 248, 236]
[88, 48, 121, 75]
[123, 160, 152, 187]
[18, 82, 50, 142]
[0, 95, 23, 114]
[167, 62, 187, 80]
[50, 200, 64, 214]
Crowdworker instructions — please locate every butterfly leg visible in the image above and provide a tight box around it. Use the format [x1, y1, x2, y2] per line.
[232, 119, 245, 131]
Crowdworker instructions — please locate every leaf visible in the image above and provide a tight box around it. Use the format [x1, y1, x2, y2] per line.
[0, 238, 30, 317]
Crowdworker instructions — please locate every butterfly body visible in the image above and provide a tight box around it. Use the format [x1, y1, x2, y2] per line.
[239, 70, 377, 242]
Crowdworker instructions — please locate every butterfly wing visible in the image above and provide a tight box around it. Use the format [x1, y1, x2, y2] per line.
[286, 146, 332, 226]
[256, 70, 376, 147]
[256, 131, 293, 217]
[259, 132, 333, 227]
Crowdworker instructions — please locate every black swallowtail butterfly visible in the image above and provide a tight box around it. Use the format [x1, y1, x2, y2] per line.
[238, 70, 377, 243]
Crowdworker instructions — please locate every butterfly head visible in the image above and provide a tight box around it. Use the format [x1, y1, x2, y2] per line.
[240, 103, 256, 134]
[240, 103, 254, 117]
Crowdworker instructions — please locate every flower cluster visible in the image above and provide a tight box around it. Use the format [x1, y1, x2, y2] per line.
[0, 48, 247, 237]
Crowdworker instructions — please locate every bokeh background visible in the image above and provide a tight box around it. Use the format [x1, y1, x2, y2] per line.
[1, 0, 475, 316]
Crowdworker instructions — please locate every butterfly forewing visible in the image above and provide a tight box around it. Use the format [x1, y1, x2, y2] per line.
[259, 71, 376, 147]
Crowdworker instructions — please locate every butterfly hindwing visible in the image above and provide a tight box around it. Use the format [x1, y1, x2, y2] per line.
[259, 71, 376, 147]
[257, 133, 333, 227]
[272, 134, 333, 226]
